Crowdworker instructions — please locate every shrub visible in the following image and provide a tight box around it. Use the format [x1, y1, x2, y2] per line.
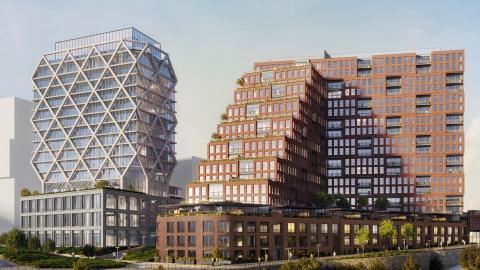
[429, 255, 443, 270]
[20, 188, 31, 196]
[43, 239, 56, 252]
[73, 258, 90, 270]
[94, 180, 112, 188]
[83, 244, 96, 257]
[280, 257, 321, 270]
[367, 259, 387, 270]
[402, 256, 420, 270]
[122, 247, 156, 262]
[27, 236, 41, 250]
[459, 246, 480, 270]
[5, 228, 27, 249]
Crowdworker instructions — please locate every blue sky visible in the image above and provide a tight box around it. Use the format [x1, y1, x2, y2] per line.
[1, 0, 479, 209]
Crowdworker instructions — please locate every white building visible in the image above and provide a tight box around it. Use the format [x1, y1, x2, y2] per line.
[0, 97, 40, 233]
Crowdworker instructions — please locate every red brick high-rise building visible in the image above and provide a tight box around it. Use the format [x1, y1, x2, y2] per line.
[186, 61, 327, 206]
[186, 49, 464, 214]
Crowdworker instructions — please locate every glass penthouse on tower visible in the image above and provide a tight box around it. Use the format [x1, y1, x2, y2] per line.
[31, 28, 177, 197]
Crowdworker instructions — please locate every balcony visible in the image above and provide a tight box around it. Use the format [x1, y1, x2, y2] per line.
[386, 158, 401, 167]
[446, 124, 463, 133]
[358, 69, 372, 77]
[446, 155, 463, 166]
[416, 96, 431, 106]
[446, 165, 463, 174]
[446, 196, 463, 207]
[356, 139, 372, 147]
[357, 99, 372, 109]
[386, 117, 402, 127]
[416, 146, 431, 154]
[446, 74, 464, 84]
[416, 56, 431, 66]
[446, 84, 463, 92]
[386, 77, 402, 87]
[386, 87, 402, 95]
[446, 115, 463, 125]
[357, 59, 372, 69]
[327, 121, 343, 129]
[416, 136, 431, 146]
[416, 66, 431, 74]
[327, 81, 344, 90]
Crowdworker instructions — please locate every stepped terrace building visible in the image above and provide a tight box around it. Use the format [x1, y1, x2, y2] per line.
[31, 28, 177, 197]
[185, 62, 327, 206]
[308, 50, 464, 213]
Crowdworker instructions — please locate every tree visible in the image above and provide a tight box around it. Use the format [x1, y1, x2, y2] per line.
[31, 190, 40, 195]
[126, 184, 136, 192]
[402, 256, 420, 270]
[27, 236, 41, 250]
[83, 244, 96, 257]
[459, 246, 480, 270]
[312, 192, 335, 208]
[355, 226, 370, 253]
[358, 197, 368, 209]
[20, 188, 31, 197]
[400, 223, 414, 249]
[43, 239, 56, 252]
[236, 77, 244, 86]
[0, 232, 8, 245]
[379, 219, 396, 250]
[5, 228, 27, 249]
[375, 197, 390, 211]
[212, 246, 221, 263]
[94, 180, 111, 188]
[333, 194, 350, 209]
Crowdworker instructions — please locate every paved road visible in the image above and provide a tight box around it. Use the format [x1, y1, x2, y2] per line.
[0, 258, 15, 267]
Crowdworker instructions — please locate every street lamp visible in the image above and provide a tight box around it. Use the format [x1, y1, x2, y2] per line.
[115, 247, 120, 260]
[316, 244, 320, 259]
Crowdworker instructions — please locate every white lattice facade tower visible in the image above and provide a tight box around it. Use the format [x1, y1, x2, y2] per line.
[31, 28, 177, 196]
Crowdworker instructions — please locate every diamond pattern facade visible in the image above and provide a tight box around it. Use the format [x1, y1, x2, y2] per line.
[31, 29, 177, 196]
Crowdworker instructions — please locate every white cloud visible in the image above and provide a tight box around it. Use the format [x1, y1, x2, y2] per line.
[464, 115, 480, 210]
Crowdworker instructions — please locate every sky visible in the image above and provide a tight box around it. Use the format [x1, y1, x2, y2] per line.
[1, 0, 479, 209]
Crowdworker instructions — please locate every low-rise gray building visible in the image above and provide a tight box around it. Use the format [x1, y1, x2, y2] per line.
[20, 187, 178, 247]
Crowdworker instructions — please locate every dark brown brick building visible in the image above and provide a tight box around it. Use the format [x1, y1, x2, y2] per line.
[156, 203, 469, 264]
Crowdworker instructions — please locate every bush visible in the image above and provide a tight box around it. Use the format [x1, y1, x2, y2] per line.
[402, 256, 420, 270]
[280, 257, 321, 270]
[122, 247, 156, 262]
[459, 246, 480, 270]
[20, 188, 31, 196]
[43, 239, 56, 252]
[0, 249, 126, 269]
[83, 245, 96, 257]
[27, 236, 41, 250]
[429, 255, 443, 270]
[73, 259, 90, 270]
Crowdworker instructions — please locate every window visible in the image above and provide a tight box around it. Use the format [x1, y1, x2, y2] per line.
[203, 221, 214, 233]
[272, 84, 285, 98]
[188, 221, 196, 232]
[246, 104, 260, 116]
[344, 224, 351, 234]
[219, 221, 230, 233]
[106, 194, 116, 209]
[273, 223, 281, 233]
[288, 223, 295, 233]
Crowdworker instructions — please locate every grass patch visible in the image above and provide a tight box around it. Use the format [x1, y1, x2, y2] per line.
[122, 247, 156, 262]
